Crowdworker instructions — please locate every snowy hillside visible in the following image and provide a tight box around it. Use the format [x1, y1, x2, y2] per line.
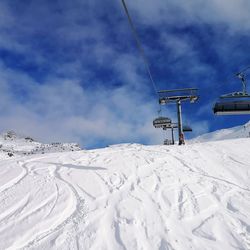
[0, 139, 249, 250]
[0, 131, 81, 159]
[191, 121, 250, 143]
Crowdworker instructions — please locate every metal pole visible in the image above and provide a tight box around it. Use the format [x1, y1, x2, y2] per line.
[171, 127, 174, 145]
[177, 100, 184, 145]
[237, 73, 247, 95]
[242, 77, 247, 95]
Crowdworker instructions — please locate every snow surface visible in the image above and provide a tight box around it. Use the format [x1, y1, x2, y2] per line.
[0, 138, 250, 249]
[190, 121, 250, 143]
[0, 131, 81, 160]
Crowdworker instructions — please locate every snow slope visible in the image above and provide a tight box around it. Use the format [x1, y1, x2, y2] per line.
[191, 121, 250, 143]
[0, 131, 81, 160]
[0, 139, 249, 250]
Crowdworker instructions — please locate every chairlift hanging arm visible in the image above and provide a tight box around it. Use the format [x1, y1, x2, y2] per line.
[235, 66, 250, 95]
[158, 88, 198, 94]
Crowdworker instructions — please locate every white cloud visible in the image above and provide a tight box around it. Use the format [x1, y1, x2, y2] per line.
[0, 61, 167, 147]
[126, 0, 250, 32]
[0, 60, 209, 148]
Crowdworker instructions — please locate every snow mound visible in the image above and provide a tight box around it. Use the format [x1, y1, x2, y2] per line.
[0, 139, 249, 249]
[0, 131, 81, 159]
[191, 121, 250, 143]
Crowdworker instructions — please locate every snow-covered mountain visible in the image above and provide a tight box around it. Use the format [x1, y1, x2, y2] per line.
[0, 131, 249, 249]
[0, 131, 81, 159]
[190, 120, 250, 143]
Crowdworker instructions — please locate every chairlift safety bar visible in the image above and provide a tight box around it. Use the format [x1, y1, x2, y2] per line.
[220, 93, 250, 99]
[158, 88, 198, 94]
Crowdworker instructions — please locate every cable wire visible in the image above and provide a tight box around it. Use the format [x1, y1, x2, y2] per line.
[120, 0, 159, 96]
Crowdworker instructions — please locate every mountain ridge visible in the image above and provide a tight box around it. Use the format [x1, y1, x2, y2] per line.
[190, 120, 250, 143]
[0, 130, 82, 159]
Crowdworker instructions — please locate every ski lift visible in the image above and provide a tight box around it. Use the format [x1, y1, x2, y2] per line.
[213, 100, 250, 115]
[153, 117, 172, 128]
[153, 118, 193, 145]
[158, 88, 198, 145]
[159, 88, 198, 105]
[163, 139, 173, 145]
[183, 125, 192, 132]
[213, 66, 250, 115]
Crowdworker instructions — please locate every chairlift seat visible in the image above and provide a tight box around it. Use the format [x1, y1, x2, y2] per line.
[153, 117, 172, 128]
[183, 125, 192, 132]
[163, 139, 173, 145]
[213, 101, 250, 115]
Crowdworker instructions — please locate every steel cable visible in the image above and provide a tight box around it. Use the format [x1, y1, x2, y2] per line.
[120, 0, 159, 97]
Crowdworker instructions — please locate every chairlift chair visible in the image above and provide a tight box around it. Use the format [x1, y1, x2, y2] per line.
[213, 67, 250, 115]
[183, 125, 192, 132]
[163, 139, 173, 145]
[153, 117, 172, 128]
[213, 100, 250, 115]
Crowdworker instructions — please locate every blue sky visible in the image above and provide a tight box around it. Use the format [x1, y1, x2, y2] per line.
[0, 0, 250, 148]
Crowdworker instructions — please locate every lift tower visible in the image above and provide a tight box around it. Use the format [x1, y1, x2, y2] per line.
[158, 88, 198, 145]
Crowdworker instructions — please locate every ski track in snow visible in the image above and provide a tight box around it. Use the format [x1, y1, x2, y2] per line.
[0, 140, 249, 249]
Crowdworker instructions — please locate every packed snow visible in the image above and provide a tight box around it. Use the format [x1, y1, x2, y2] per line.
[0, 130, 249, 249]
[0, 131, 81, 160]
[191, 121, 250, 143]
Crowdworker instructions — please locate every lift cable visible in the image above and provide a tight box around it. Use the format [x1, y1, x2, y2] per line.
[120, 0, 159, 97]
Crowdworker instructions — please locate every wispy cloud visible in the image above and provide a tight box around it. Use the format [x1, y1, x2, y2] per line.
[0, 61, 170, 147]
[127, 0, 250, 31]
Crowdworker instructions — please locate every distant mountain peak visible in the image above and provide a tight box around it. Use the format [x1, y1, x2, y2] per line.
[0, 131, 82, 159]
